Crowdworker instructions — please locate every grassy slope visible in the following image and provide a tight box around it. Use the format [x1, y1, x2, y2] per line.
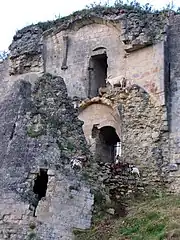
[74, 195, 180, 240]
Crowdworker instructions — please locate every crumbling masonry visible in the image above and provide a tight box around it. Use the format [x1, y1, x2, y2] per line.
[0, 7, 180, 240]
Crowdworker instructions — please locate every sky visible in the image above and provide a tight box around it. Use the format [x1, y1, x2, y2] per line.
[0, 0, 179, 51]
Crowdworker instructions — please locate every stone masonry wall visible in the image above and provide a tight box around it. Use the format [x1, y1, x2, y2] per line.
[1, 7, 180, 239]
[80, 86, 170, 189]
[9, 9, 167, 102]
[78, 102, 121, 149]
[167, 14, 180, 192]
[9, 26, 44, 75]
[44, 23, 124, 98]
[0, 73, 93, 240]
[118, 87, 169, 186]
[126, 42, 165, 105]
[44, 22, 165, 103]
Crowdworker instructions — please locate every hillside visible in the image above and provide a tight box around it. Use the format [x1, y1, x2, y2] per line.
[74, 194, 180, 240]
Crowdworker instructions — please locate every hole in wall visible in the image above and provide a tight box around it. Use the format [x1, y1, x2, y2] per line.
[95, 126, 121, 163]
[31, 168, 48, 217]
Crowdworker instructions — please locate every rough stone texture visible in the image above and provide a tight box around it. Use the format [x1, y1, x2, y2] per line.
[79, 86, 170, 188]
[0, 59, 9, 80]
[44, 22, 165, 104]
[85, 161, 145, 201]
[118, 87, 169, 186]
[167, 14, 180, 192]
[42, 8, 167, 51]
[9, 9, 166, 103]
[2, 7, 180, 240]
[78, 101, 121, 148]
[120, 11, 167, 52]
[9, 26, 44, 75]
[0, 73, 93, 239]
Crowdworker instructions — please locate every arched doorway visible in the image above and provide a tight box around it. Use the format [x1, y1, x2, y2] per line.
[95, 126, 121, 163]
[88, 53, 108, 97]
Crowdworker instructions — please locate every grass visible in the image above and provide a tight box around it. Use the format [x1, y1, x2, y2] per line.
[74, 194, 180, 240]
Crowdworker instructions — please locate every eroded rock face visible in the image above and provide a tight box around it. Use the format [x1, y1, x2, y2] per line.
[0, 73, 93, 240]
[9, 26, 43, 75]
[120, 11, 167, 51]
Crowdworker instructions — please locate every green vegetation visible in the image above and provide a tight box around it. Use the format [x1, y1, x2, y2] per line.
[17, 0, 180, 35]
[85, 0, 180, 13]
[27, 124, 45, 138]
[74, 194, 180, 240]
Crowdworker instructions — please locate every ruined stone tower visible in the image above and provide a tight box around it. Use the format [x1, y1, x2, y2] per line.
[0, 6, 180, 240]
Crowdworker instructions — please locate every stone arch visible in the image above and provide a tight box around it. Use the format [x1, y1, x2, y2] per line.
[44, 16, 121, 37]
[69, 16, 120, 32]
[78, 101, 121, 155]
[93, 47, 106, 52]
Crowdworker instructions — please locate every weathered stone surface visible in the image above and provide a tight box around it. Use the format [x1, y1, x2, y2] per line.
[168, 14, 180, 192]
[106, 208, 115, 215]
[0, 72, 93, 239]
[169, 164, 178, 172]
[9, 26, 43, 75]
[120, 11, 167, 52]
[1, 6, 180, 240]
[79, 85, 169, 189]
[9, 7, 167, 79]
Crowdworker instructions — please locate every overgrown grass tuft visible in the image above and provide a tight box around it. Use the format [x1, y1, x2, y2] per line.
[74, 194, 180, 240]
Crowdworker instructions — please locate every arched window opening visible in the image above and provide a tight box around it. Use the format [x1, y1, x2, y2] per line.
[88, 53, 108, 98]
[95, 126, 121, 163]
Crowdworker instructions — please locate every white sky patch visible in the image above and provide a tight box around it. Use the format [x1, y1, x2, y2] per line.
[0, 0, 179, 50]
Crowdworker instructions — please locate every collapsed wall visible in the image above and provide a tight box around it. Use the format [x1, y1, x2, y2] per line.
[79, 85, 170, 193]
[8, 8, 167, 102]
[0, 72, 93, 240]
[1, 5, 180, 240]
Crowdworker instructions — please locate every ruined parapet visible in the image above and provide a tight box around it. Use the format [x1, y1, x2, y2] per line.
[9, 26, 44, 75]
[42, 8, 167, 50]
[119, 10, 168, 52]
[8, 7, 168, 78]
